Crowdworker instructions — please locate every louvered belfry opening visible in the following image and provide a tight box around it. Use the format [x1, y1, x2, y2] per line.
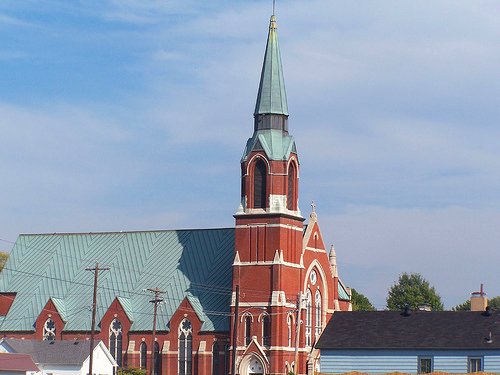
[253, 159, 267, 209]
[287, 163, 296, 210]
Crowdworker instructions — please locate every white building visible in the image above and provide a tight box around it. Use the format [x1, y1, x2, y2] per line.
[0, 339, 117, 375]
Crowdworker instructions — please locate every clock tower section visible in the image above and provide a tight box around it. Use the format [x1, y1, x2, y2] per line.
[231, 15, 307, 375]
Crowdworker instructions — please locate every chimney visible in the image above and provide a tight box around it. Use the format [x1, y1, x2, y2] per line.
[470, 284, 488, 311]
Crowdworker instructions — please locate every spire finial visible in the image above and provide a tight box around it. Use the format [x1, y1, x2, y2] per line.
[273, 0, 276, 15]
[311, 201, 316, 213]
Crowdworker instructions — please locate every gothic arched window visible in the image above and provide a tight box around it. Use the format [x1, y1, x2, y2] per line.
[253, 159, 267, 209]
[179, 319, 193, 375]
[262, 314, 271, 347]
[43, 318, 56, 341]
[287, 163, 296, 210]
[154, 341, 161, 375]
[140, 341, 147, 370]
[109, 318, 123, 366]
[212, 342, 220, 375]
[315, 290, 322, 339]
[223, 344, 230, 375]
[244, 314, 252, 345]
[305, 289, 312, 347]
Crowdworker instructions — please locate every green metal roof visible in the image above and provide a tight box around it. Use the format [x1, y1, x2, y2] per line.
[254, 15, 288, 116]
[0, 228, 234, 333]
[338, 280, 351, 301]
[242, 129, 297, 161]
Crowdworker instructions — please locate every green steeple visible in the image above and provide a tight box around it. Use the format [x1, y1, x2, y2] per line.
[254, 15, 289, 116]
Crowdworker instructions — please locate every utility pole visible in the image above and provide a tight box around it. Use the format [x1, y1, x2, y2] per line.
[231, 285, 240, 375]
[147, 288, 164, 375]
[294, 292, 304, 374]
[86, 262, 109, 375]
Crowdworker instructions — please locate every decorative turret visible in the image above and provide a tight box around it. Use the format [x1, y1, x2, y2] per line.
[329, 244, 338, 278]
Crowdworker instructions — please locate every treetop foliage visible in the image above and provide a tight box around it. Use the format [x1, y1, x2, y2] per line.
[453, 296, 500, 311]
[386, 272, 444, 311]
[0, 251, 8, 272]
[351, 288, 376, 311]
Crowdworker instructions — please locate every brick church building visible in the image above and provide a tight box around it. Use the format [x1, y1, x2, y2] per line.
[0, 14, 351, 375]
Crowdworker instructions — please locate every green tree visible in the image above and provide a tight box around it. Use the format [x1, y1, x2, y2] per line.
[351, 288, 376, 311]
[386, 273, 444, 311]
[0, 252, 8, 272]
[453, 296, 500, 311]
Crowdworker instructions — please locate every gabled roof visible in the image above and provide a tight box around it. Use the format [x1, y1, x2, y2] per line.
[316, 310, 500, 350]
[0, 338, 99, 365]
[0, 353, 39, 371]
[254, 15, 288, 116]
[0, 228, 234, 333]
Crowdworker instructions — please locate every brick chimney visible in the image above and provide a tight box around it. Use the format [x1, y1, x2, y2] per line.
[470, 284, 488, 311]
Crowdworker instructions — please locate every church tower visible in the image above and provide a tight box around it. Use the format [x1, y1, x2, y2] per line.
[230, 14, 351, 375]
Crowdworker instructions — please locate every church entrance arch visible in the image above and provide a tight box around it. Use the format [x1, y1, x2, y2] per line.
[239, 354, 266, 375]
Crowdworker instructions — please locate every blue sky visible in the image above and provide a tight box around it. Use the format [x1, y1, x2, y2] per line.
[1, 0, 499, 309]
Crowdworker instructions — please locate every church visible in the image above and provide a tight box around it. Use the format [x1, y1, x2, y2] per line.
[0, 14, 351, 375]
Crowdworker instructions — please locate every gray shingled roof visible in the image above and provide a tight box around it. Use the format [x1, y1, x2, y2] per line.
[0, 228, 234, 333]
[316, 310, 500, 350]
[1, 338, 98, 365]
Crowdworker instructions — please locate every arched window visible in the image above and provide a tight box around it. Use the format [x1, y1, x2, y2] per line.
[140, 341, 147, 370]
[153, 341, 161, 375]
[179, 319, 193, 375]
[43, 318, 56, 341]
[223, 344, 230, 375]
[109, 318, 123, 366]
[287, 163, 296, 210]
[305, 289, 312, 347]
[244, 314, 252, 345]
[315, 290, 322, 339]
[262, 314, 271, 347]
[212, 342, 220, 375]
[253, 159, 267, 209]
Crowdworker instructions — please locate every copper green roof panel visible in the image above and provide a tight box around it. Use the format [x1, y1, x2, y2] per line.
[242, 129, 297, 161]
[338, 280, 351, 301]
[254, 15, 288, 116]
[0, 228, 234, 333]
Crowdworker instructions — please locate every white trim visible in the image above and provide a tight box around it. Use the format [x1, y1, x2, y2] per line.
[230, 297, 295, 309]
[235, 223, 303, 232]
[305, 246, 326, 253]
[234, 260, 303, 268]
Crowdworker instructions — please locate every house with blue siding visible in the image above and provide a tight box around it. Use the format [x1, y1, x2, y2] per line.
[316, 308, 500, 373]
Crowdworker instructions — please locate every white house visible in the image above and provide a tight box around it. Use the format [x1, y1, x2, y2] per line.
[0, 339, 117, 375]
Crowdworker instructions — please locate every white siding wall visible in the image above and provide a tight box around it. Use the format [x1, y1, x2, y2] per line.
[320, 349, 500, 374]
[485, 355, 500, 371]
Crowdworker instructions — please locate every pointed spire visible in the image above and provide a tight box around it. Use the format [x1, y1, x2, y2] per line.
[254, 15, 289, 116]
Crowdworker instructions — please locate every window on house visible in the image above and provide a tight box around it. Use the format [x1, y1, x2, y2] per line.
[140, 341, 147, 370]
[287, 163, 296, 210]
[314, 290, 322, 339]
[253, 160, 267, 209]
[212, 342, 220, 375]
[262, 314, 271, 347]
[305, 289, 312, 347]
[244, 314, 252, 345]
[109, 319, 123, 367]
[179, 319, 193, 375]
[43, 318, 56, 340]
[418, 357, 433, 373]
[468, 357, 483, 372]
